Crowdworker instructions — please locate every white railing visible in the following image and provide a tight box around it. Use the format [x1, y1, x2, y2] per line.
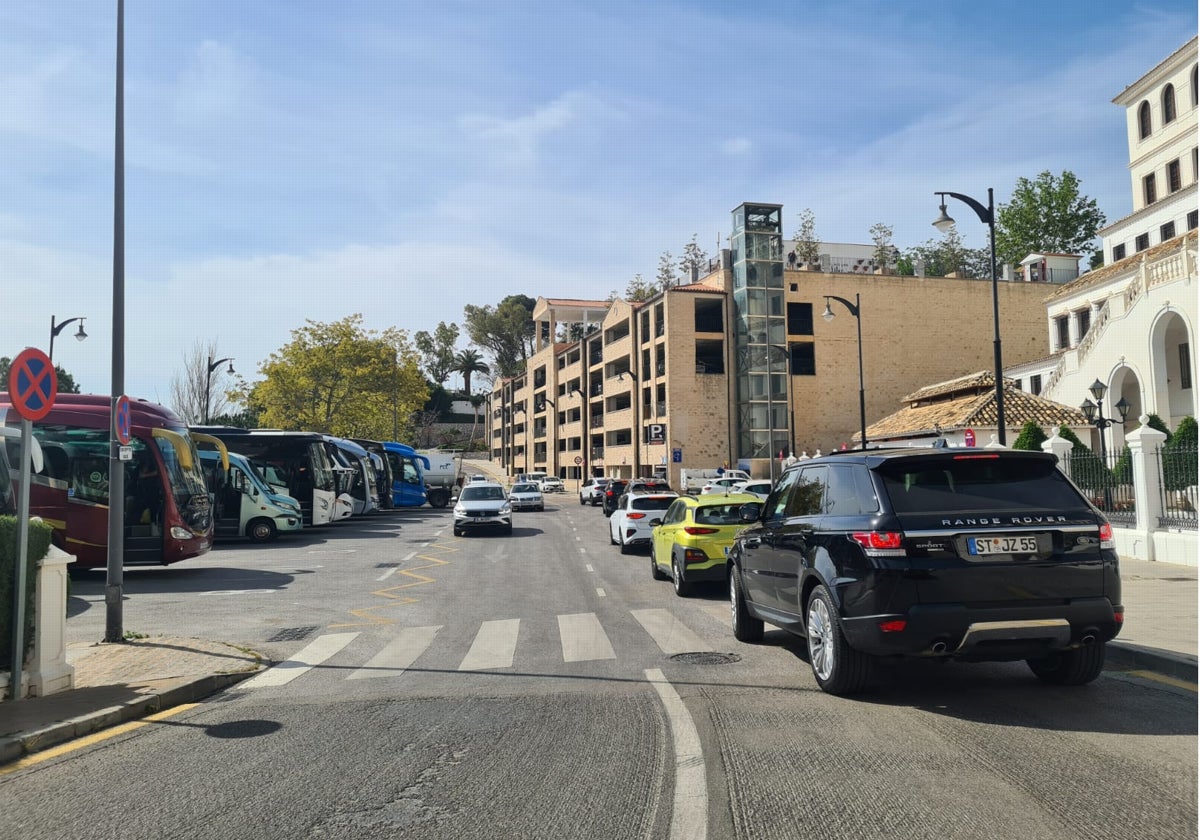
[1076, 298, 1111, 367]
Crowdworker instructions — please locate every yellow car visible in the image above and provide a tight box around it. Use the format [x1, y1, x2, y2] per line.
[650, 492, 760, 597]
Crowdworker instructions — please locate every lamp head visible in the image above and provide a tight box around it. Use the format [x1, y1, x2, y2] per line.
[1080, 398, 1097, 423]
[1088, 378, 1107, 402]
[226, 360, 236, 375]
[932, 203, 955, 233]
[74, 319, 88, 342]
[822, 299, 835, 322]
[1114, 396, 1131, 422]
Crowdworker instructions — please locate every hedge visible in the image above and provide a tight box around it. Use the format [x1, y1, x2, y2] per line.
[0, 515, 53, 675]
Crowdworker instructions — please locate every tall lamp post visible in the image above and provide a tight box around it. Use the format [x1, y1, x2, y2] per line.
[512, 404, 527, 476]
[618, 369, 642, 478]
[538, 396, 555, 478]
[933, 188, 1005, 444]
[203, 355, 235, 424]
[822, 294, 867, 451]
[1080, 378, 1131, 511]
[49, 315, 88, 362]
[571, 386, 587, 483]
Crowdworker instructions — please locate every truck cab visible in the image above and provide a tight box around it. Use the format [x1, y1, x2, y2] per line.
[199, 449, 303, 542]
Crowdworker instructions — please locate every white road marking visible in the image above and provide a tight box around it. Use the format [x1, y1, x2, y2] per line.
[200, 590, 278, 596]
[632, 609, 713, 655]
[596, 588, 606, 597]
[645, 668, 708, 840]
[585, 564, 594, 572]
[347, 625, 441, 680]
[558, 613, 616, 662]
[242, 632, 359, 689]
[459, 619, 521, 670]
[579, 548, 587, 554]
[376, 550, 418, 581]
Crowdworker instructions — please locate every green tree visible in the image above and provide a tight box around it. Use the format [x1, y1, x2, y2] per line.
[1012, 421, 1048, 452]
[413, 321, 460, 386]
[242, 314, 427, 440]
[618, 273, 656, 302]
[678, 235, 709, 282]
[454, 348, 490, 396]
[0, 357, 82, 394]
[656, 250, 677, 291]
[869, 223, 893, 270]
[900, 228, 990, 278]
[994, 171, 1105, 269]
[1057, 424, 1112, 496]
[792, 208, 820, 266]
[463, 294, 536, 379]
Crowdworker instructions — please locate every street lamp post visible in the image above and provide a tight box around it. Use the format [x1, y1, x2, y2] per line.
[203, 355, 235, 425]
[933, 188, 1006, 445]
[822, 293, 867, 451]
[571, 386, 587, 484]
[512, 404, 527, 476]
[1080, 378, 1131, 511]
[49, 315, 88, 362]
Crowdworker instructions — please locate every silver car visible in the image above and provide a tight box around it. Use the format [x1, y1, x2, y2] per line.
[508, 482, 545, 511]
[453, 483, 513, 536]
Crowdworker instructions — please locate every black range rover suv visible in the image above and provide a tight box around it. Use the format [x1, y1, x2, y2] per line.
[727, 448, 1123, 695]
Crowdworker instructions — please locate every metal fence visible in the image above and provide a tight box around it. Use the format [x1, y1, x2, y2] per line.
[1155, 443, 1198, 530]
[1061, 447, 1137, 526]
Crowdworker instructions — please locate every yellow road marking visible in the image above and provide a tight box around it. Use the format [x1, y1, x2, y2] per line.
[1, 703, 199, 775]
[329, 554, 452, 628]
[1123, 670, 1197, 692]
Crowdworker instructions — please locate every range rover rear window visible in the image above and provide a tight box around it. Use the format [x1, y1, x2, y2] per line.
[876, 457, 1088, 514]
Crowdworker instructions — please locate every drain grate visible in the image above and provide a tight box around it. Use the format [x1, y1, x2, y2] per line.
[669, 652, 741, 666]
[266, 625, 319, 643]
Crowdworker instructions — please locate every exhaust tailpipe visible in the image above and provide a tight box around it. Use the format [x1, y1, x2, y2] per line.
[931, 641, 948, 655]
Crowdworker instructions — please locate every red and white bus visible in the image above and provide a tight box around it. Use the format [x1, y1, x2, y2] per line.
[1, 394, 214, 569]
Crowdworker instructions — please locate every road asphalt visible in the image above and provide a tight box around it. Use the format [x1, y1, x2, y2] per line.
[2, 555, 1194, 766]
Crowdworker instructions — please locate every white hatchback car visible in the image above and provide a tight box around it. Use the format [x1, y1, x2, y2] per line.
[539, 476, 565, 493]
[699, 477, 746, 495]
[730, 479, 773, 499]
[609, 492, 677, 554]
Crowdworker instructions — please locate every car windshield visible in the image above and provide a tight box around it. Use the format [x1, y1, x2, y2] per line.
[512, 483, 538, 492]
[694, 503, 747, 525]
[461, 485, 506, 501]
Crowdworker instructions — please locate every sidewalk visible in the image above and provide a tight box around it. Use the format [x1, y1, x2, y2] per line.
[2, 559, 1195, 766]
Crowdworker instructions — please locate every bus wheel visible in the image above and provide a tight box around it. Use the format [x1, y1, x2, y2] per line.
[247, 518, 277, 543]
[427, 489, 449, 508]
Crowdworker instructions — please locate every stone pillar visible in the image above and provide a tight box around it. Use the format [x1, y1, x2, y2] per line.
[26, 544, 76, 697]
[1124, 415, 1168, 562]
[1042, 430, 1073, 478]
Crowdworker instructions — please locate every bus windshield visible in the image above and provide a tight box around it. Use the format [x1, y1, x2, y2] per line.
[151, 428, 209, 514]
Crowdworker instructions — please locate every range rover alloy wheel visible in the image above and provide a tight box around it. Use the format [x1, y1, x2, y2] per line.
[805, 585, 872, 696]
[730, 565, 763, 643]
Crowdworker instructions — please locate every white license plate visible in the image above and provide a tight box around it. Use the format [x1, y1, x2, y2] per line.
[968, 535, 1038, 555]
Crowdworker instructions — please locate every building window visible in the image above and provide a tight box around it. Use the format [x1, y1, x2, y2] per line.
[1077, 308, 1091, 339]
[1030, 374, 1042, 396]
[1055, 315, 1070, 350]
[1138, 101, 1152, 139]
[1182, 343, 1193, 390]
[1143, 173, 1157, 205]
[786, 302, 814, 336]
[789, 342, 816, 376]
[1112, 243, 1127, 261]
[693, 298, 723, 333]
[1188, 210, 1198, 231]
[1135, 233, 1150, 252]
[1161, 221, 1176, 242]
[1168, 159, 1182, 193]
[694, 339, 724, 374]
[1163, 84, 1176, 124]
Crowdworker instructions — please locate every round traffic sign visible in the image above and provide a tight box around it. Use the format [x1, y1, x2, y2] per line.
[7, 347, 57, 421]
[574, 455, 582, 465]
[964, 428, 976, 447]
[115, 395, 132, 445]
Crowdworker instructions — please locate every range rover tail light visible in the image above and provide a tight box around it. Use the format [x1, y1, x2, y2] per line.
[878, 619, 907, 633]
[851, 531, 907, 557]
[1099, 522, 1115, 549]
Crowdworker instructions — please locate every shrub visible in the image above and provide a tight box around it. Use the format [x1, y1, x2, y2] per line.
[1163, 416, 1197, 492]
[0, 516, 53, 678]
[1012, 421, 1048, 452]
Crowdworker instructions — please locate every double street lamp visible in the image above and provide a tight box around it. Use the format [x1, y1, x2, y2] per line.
[49, 315, 88, 362]
[1080, 378, 1131, 510]
[933, 188, 1006, 445]
[822, 294, 867, 451]
[203, 355, 235, 424]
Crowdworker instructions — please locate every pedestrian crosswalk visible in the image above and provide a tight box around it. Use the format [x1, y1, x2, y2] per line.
[242, 607, 730, 690]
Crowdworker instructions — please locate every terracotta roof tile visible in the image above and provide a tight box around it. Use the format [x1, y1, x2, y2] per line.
[866, 384, 1089, 440]
[1044, 230, 1196, 303]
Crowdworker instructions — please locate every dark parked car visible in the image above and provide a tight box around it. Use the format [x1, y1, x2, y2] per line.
[727, 448, 1123, 695]
[601, 479, 629, 517]
[627, 479, 674, 495]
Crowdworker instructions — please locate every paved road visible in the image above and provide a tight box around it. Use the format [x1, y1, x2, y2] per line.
[4, 498, 1196, 839]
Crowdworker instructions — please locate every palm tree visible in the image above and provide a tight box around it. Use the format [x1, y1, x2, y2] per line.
[455, 348, 490, 397]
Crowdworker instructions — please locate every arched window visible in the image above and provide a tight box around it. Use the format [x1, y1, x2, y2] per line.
[1192, 65, 1198, 107]
[1138, 101, 1152, 139]
[1163, 84, 1176, 124]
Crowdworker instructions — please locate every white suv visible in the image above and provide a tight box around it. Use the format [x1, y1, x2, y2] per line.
[579, 476, 611, 506]
[609, 492, 677, 554]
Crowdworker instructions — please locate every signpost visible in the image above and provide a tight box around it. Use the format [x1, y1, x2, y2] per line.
[7, 347, 57, 699]
[573, 455, 582, 465]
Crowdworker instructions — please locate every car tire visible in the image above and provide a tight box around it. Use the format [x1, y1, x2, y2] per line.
[672, 552, 693, 597]
[504, 522, 513, 535]
[609, 525, 617, 545]
[619, 533, 631, 555]
[730, 564, 763, 643]
[246, 518, 277, 543]
[805, 585, 872, 696]
[453, 527, 463, 537]
[650, 548, 668, 581]
[1027, 642, 1106, 685]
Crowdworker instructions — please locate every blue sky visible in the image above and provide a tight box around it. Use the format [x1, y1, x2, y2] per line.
[2, 1, 1196, 403]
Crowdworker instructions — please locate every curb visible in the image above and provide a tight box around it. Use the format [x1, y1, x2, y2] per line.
[0, 669, 260, 767]
[1107, 641, 1197, 684]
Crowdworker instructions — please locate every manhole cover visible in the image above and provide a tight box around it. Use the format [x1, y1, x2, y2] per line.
[267, 626, 318, 643]
[669, 652, 741, 665]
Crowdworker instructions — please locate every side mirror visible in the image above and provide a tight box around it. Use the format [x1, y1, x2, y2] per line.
[249, 485, 259, 499]
[739, 502, 762, 523]
[649, 517, 662, 527]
